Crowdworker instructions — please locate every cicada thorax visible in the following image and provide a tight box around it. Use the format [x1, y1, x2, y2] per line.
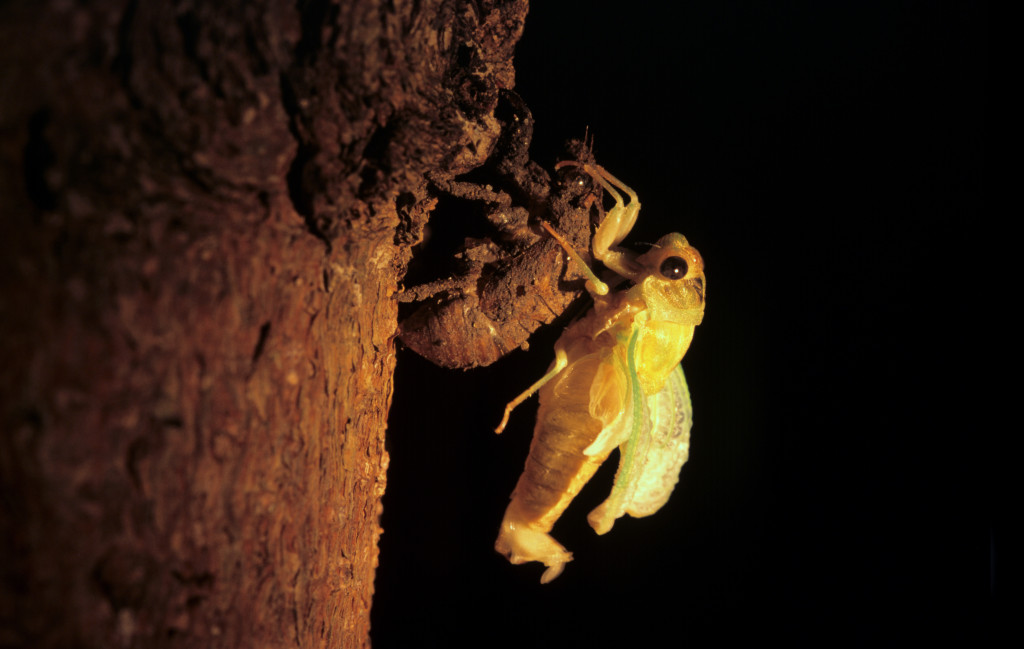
[625, 234, 706, 394]
[632, 316, 694, 395]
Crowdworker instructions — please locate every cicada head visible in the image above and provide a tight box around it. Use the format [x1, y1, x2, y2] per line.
[636, 233, 706, 326]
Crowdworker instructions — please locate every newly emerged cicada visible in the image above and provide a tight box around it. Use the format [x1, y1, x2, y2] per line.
[494, 162, 706, 583]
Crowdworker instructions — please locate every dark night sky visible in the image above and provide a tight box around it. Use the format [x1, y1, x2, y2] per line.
[374, 3, 988, 646]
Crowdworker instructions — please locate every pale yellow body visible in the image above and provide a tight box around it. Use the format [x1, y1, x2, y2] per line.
[494, 163, 706, 583]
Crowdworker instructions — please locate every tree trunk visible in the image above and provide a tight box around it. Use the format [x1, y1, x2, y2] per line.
[0, 1, 527, 646]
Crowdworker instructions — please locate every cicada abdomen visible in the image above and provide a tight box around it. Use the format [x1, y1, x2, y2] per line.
[495, 322, 628, 582]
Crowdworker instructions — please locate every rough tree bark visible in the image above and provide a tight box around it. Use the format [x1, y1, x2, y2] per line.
[0, 1, 528, 647]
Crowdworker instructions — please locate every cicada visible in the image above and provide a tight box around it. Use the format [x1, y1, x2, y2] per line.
[494, 162, 706, 583]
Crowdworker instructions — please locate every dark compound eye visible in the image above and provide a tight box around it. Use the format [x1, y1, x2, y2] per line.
[659, 256, 688, 280]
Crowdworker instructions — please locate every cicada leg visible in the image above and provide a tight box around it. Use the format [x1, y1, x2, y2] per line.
[539, 221, 608, 297]
[555, 161, 643, 280]
[495, 506, 573, 584]
[494, 342, 568, 434]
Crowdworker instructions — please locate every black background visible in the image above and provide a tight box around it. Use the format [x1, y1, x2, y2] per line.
[374, 2, 988, 646]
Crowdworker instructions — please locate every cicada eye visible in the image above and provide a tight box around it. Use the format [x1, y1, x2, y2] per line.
[659, 256, 688, 280]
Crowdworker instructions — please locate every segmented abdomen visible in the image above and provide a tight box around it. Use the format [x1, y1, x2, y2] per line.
[507, 348, 624, 531]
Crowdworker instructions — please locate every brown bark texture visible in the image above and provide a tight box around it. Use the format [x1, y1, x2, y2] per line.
[0, 0, 531, 647]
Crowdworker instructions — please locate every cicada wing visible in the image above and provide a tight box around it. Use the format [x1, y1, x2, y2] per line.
[588, 362, 693, 533]
[623, 364, 692, 517]
[582, 356, 632, 458]
[587, 330, 654, 535]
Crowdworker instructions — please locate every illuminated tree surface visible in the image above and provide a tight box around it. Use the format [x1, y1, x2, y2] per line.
[0, 1, 530, 646]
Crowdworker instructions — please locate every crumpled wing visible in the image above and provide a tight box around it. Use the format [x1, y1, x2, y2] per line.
[581, 351, 633, 460]
[624, 364, 691, 517]
[587, 330, 692, 535]
[587, 328, 648, 535]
